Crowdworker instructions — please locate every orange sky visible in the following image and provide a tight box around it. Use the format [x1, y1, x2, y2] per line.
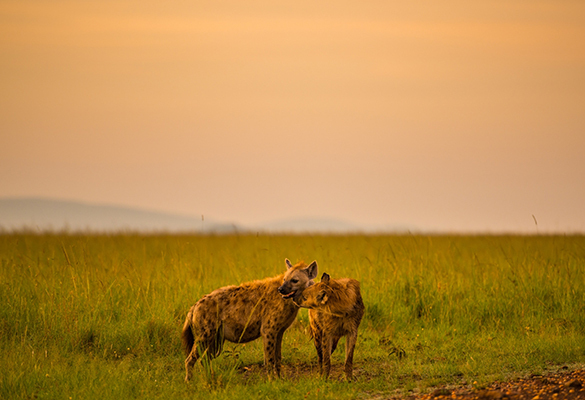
[1, 0, 584, 232]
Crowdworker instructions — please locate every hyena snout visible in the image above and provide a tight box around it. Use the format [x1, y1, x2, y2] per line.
[277, 283, 296, 298]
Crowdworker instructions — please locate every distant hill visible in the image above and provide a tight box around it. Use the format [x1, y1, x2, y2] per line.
[0, 198, 237, 233]
[0, 197, 414, 234]
[254, 218, 414, 234]
[255, 217, 362, 234]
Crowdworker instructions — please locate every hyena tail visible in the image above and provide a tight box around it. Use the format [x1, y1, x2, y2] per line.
[181, 307, 195, 356]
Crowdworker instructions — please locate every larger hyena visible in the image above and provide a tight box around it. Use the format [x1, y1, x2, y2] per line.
[294, 272, 364, 381]
[181, 259, 318, 381]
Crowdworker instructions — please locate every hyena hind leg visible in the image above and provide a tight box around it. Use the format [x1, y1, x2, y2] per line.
[184, 345, 200, 382]
[185, 333, 221, 382]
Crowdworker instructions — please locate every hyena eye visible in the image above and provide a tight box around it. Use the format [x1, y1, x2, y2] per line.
[291, 279, 299, 284]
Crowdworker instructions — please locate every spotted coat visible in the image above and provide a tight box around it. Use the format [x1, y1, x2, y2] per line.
[181, 259, 318, 381]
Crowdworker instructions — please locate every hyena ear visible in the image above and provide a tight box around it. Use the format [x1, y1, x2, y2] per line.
[316, 290, 328, 304]
[306, 260, 318, 280]
[285, 258, 293, 269]
[321, 273, 330, 283]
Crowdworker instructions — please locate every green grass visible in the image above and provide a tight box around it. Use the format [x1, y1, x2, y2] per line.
[1, 233, 584, 399]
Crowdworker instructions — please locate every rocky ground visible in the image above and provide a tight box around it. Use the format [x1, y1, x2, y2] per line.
[241, 362, 584, 399]
[408, 368, 585, 400]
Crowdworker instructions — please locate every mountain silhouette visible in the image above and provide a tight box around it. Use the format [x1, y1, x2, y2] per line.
[0, 197, 413, 234]
[0, 198, 236, 233]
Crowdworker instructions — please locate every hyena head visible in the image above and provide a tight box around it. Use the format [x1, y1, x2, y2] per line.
[278, 259, 318, 303]
[294, 272, 331, 309]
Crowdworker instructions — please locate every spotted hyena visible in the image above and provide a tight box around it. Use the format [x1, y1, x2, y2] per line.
[181, 259, 318, 381]
[294, 272, 364, 380]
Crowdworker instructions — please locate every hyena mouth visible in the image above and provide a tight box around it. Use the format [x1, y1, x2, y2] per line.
[281, 290, 296, 299]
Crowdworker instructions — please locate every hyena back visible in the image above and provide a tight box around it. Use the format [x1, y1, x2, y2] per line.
[181, 259, 318, 381]
[295, 272, 364, 380]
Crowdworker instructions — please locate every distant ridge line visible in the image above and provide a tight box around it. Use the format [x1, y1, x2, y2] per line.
[0, 197, 236, 233]
[0, 197, 414, 234]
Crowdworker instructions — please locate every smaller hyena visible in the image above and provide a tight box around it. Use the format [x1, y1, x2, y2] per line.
[295, 272, 364, 380]
[181, 259, 318, 381]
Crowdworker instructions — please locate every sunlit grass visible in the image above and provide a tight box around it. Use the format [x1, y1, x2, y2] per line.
[1, 233, 584, 399]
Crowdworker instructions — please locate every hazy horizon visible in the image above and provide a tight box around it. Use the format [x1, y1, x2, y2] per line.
[1, 1, 584, 233]
[0, 196, 414, 233]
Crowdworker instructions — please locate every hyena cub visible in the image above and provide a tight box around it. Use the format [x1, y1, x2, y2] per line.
[295, 273, 364, 380]
[181, 259, 318, 381]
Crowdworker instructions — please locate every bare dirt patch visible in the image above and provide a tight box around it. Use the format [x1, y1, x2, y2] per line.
[239, 362, 585, 400]
[404, 367, 585, 400]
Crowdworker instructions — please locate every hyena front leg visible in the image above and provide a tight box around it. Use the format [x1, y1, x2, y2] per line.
[261, 328, 280, 378]
[344, 332, 358, 381]
[322, 334, 333, 379]
[312, 328, 324, 375]
[274, 329, 286, 376]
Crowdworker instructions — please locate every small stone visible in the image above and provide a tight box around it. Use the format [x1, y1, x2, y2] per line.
[566, 379, 582, 388]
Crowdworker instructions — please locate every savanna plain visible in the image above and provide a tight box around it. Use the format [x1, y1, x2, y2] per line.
[1, 234, 584, 400]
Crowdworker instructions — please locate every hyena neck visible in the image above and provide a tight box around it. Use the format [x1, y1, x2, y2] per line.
[321, 285, 358, 315]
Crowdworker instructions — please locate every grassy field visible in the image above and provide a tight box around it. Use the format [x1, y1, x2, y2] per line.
[1, 233, 584, 399]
